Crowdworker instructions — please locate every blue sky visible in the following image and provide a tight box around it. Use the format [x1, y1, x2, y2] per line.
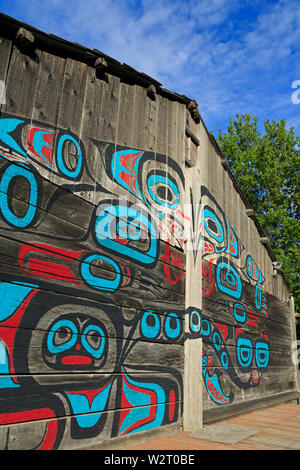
[0, 0, 299, 137]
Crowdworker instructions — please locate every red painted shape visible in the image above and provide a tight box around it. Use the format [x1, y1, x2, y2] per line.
[19, 243, 86, 266]
[247, 310, 259, 328]
[114, 235, 128, 245]
[27, 127, 55, 166]
[27, 259, 83, 285]
[207, 356, 213, 369]
[206, 379, 228, 404]
[0, 408, 55, 425]
[0, 288, 38, 381]
[120, 262, 131, 287]
[61, 355, 92, 366]
[235, 327, 244, 338]
[160, 243, 185, 286]
[227, 223, 238, 256]
[19, 243, 86, 286]
[0, 152, 23, 162]
[251, 368, 260, 384]
[37, 420, 58, 450]
[202, 258, 215, 297]
[262, 331, 269, 341]
[0, 408, 58, 450]
[168, 390, 175, 422]
[214, 322, 228, 343]
[119, 151, 144, 199]
[118, 371, 158, 437]
[203, 241, 214, 254]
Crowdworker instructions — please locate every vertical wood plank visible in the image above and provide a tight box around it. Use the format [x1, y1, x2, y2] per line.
[117, 82, 135, 148]
[131, 84, 147, 151]
[29, 51, 66, 182]
[49, 57, 88, 194]
[156, 93, 168, 157]
[81, 71, 113, 206]
[166, 99, 177, 160]
[77, 65, 102, 204]
[145, 91, 159, 153]
[0, 36, 12, 111]
[183, 338, 202, 432]
[3, 45, 41, 118]
[177, 103, 186, 169]
[100, 73, 121, 145]
[154, 93, 168, 244]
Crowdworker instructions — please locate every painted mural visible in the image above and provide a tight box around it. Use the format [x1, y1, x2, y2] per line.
[196, 186, 270, 407]
[0, 113, 186, 449]
[0, 110, 282, 448]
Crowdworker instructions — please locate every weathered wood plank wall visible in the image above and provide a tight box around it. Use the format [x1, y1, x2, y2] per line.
[193, 115, 298, 423]
[0, 16, 297, 450]
[0, 31, 187, 449]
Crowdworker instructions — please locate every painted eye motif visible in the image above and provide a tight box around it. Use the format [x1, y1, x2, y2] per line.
[147, 174, 179, 210]
[203, 206, 224, 243]
[164, 312, 181, 340]
[255, 341, 269, 369]
[190, 310, 201, 333]
[236, 336, 253, 369]
[47, 319, 77, 354]
[81, 325, 106, 359]
[140, 310, 161, 339]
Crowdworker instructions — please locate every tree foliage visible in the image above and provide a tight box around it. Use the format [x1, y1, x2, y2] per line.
[215, 113, 300, 310]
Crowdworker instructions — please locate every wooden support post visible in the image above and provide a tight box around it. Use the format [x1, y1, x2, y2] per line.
[183, 165, 203, 432]
[183, 338, 202, 431]
[289, 296, 300, 402]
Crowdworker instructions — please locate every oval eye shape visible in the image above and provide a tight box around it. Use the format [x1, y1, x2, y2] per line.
[255, 341, 269, 368]
[147, 174, 179, 209]
[203, 207, 224, 243]
[47, 319, 77, 354]
[202, 354, 208, 368]
[233, 303, 246, 323]
[81, 325, 106, 359]
[141, 310, 161, 339]
[164, 312, 181, 340]
[221, 351, 229, 370]
[212, 331, 222, 352]
[236, 337, 253, 368]
[190, 310, 201, 333]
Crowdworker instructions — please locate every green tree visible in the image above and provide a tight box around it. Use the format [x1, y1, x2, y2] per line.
[215, 113, 300, 310]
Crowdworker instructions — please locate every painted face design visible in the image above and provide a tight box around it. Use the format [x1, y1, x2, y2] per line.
[44, 314, 107, 370]
[24, 301, 118, 381]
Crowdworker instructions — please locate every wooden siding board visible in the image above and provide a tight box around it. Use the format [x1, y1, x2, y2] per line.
[131, 84, 147, 151]
[0, 36, 12, 112]
[2, 45, 41, 118]
[0, 34, 295, 449]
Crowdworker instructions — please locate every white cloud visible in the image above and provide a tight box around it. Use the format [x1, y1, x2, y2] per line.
[1, 0, 300, 135]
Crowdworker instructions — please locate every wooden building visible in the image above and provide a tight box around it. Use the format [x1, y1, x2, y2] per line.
[0, 12, 298, 450]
